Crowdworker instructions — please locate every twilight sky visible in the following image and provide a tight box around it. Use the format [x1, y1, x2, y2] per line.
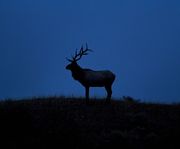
[0, 0, 180, 103]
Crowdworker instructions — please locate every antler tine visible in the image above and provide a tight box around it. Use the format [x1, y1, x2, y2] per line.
[66, 57, 73, 62]
[73, 45, 83, 61]
[86, 43, 88, 50]
[73, 46, 82, 61]
[80, 45, 83, 50]
[78, 44, 93, 57]
[75, 48, 78, 56]
[79, 45, 84, 55]
[68, 44, 92, 62]
[66, 47, 78, 62]
[85, 43, 93, 52]
[74, 48, 79, 60]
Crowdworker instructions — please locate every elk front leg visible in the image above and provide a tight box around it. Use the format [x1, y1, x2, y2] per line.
[85, 86, 89, 102]
[105, 85, 112, 103]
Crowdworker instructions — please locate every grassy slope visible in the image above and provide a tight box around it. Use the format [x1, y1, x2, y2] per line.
[0, 97, 180, 149]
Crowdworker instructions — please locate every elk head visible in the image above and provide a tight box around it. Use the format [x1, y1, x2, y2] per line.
[66, 43, 92, 71]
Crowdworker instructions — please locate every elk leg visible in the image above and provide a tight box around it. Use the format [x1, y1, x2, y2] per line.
[105, 85, 112, 102]
[85, 87, 89, 102]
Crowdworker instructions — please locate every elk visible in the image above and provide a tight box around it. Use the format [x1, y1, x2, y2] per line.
[66, 44, 115, 103]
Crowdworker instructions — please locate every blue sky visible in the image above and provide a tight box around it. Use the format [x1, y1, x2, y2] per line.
[0, 0, 180, 103]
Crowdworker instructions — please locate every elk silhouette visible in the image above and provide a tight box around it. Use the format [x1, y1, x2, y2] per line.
[66, 44, 115, 103]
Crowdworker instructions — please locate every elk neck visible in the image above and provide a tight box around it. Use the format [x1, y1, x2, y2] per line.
[71, 64, 84, 81]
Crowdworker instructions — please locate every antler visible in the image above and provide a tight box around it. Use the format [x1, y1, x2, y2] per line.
[66, 43, 92, 62]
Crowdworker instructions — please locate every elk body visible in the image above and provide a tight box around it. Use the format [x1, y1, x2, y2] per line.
[66, 44, 115, 103]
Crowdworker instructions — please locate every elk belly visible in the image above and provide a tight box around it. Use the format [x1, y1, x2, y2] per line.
[84, 71, 113, 87]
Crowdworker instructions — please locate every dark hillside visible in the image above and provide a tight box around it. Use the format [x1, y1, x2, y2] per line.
[0, 97, 180, 149]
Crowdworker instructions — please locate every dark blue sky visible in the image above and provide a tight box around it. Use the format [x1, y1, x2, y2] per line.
[0, 0, 180, 103]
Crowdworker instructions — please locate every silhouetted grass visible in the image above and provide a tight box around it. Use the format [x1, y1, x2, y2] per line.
[0, 96, 180, 149]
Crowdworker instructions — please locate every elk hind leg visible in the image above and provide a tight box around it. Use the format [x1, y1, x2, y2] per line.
[105, 85, 112, 102]
[85, 87, 89, 103]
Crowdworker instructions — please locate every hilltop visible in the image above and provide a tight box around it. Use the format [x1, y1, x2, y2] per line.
[0, 96, 180, 149]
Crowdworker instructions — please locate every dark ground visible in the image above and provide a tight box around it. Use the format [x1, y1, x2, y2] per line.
[0, 96, 180, 149]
